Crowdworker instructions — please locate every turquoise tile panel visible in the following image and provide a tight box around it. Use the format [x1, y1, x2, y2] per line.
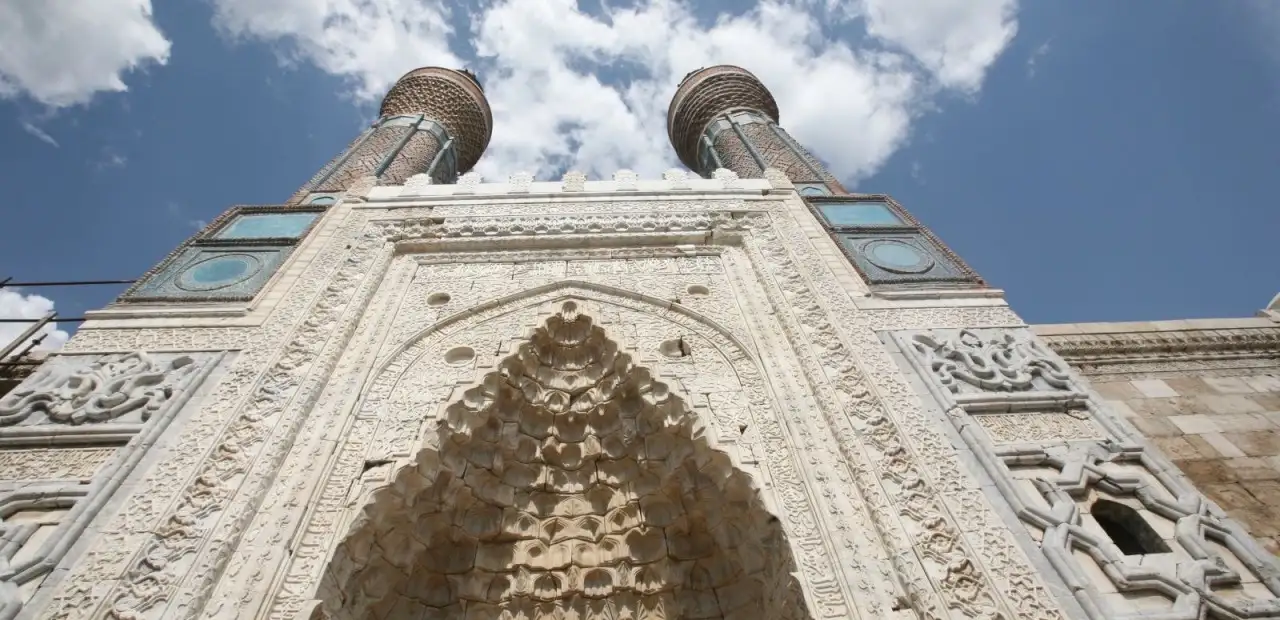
[819, 202, 902, 226]
[128, 246, 289, 301]
[215, 213, 318, 239]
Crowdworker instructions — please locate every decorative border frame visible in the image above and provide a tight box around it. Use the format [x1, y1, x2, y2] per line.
[121, 246, 291, 303]
[892, 327, 1280, 620]
[118, 205, 325, 304]
[803, 194, 986, 289]
[200, 206, 326, 245]
[0, 352, 221, 620]
[1038, 326, 1280, 381]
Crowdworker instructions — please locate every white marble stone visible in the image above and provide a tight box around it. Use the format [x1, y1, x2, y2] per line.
[21, 171, 1280, 620]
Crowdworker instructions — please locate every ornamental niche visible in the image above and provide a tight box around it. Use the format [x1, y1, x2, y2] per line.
[316, 303, 809, 620]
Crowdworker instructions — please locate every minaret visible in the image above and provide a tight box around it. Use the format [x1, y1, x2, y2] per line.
[669, 64, 984, 289]
[667, 65, 846, 194]
[289, 67, 493, 204]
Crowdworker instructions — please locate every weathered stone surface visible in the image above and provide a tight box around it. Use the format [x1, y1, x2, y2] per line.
[318, 304, 810, 620]
[1040, 316, 1280, 559]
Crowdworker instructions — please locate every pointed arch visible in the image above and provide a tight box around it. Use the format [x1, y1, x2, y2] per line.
[375, 278, 756, 378]
[317, 302, 813, 620]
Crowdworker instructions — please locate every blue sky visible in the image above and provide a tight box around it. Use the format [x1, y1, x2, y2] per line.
[0, 0, 1277, 350]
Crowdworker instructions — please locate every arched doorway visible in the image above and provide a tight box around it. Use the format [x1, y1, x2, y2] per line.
[317, 302, 811, 619]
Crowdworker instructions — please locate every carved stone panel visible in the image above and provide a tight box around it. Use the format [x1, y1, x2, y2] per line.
[0, 351, 219, 620]
[35, 199, 1088, 620]
[318, 303, 812, 620]
[267, 288, 868, 620]
[895, 327, 1280, 620]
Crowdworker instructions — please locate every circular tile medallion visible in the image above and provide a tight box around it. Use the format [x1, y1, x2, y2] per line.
[863, 239, 934, 274]
[176, 254, 263, 291]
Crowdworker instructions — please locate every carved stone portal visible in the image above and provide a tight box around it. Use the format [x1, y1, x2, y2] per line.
[318, 302, 810, 620]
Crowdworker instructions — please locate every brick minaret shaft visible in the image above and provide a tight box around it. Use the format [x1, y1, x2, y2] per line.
[668, 65, 846, 193]
[289, 67, 493, 203]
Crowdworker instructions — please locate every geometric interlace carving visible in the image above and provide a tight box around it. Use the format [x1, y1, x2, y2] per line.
[321, 302, 810, 620]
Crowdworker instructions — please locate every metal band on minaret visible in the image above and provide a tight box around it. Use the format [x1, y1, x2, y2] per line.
[290, 67, 492, 202]
[667, 65, 845, 193]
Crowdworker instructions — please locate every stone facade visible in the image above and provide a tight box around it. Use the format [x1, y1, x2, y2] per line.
[1036, 318, 1280, 557]
[5, 63, 1280, 620]
[4, 168, 1276, 620]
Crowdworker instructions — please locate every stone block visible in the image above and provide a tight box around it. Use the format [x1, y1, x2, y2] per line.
[1223, 457, 1280, 481]
[1106, 400, 1139, 419]
[1223, 431, 1280, 457]
[1243, 479, 1280, 506]
[1164, 377, 1211, 396]
[1094, 382, 1143, 401]
[1129, 416, 1181, 438]
[1212, 413, 1274, 433]
[1126, 396, 1195, 417]
[1200, 432, 1247, 458]
[1202, 483, 1264, 510]
[1152, 436, 1216, 461]
[1168, 414, 1220, 435]
[1177, 459, 1238, 486]
[1233, 505, 1280, 538]
[1244, 375, 1280, 392]
[1254, 394, 1280, 412]
[1132, 379, 1179, 398]
[1200, 394, 1265, 415]
[1205, 377, 1257, 394]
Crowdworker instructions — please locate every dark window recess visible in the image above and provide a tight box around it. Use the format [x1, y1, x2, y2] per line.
[1092, 499, 1170, 555]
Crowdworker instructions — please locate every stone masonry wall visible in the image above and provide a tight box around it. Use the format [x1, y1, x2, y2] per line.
[1036, 314, 1280, 556]
[1093, 373, 1280, 554]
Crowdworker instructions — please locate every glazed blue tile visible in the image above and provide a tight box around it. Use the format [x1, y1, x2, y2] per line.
[128, 246, 289, 301]
[819, 202, 902, 226]
[837, 232, 969, 285]
[215, 213, 318, 239]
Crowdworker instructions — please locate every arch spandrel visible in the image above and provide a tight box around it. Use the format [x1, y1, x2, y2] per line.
[318, 301, 814, 620]
[365, 281, 764, 464]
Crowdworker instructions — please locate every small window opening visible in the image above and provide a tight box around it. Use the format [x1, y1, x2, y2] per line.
[1091, 499, 1169, 555]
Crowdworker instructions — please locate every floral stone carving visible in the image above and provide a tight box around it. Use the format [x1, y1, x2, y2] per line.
[0, 351, 218, 620]
[910, 328, 1073, 394]
[0, 352, 198, 426]
[318, 303, 810, 620]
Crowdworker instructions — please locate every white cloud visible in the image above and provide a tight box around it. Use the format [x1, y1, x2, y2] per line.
[0, 0, 171, 107]
[0, 290, 69, 358]
[205, 0, 1021, 184]
[1026, 40, 1051, 77]
[471, 0, 922, 181]
[857, 0, 1019, 93]
[20, 121, 59, 147]
[95, 149, 129, 171]
[208, 0, 461, 102]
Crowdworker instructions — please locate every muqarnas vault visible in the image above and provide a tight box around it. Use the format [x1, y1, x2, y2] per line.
[3, 64, 1280, 620]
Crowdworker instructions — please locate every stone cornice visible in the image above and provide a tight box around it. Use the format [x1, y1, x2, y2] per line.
[1037, 325, 1280, 365]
